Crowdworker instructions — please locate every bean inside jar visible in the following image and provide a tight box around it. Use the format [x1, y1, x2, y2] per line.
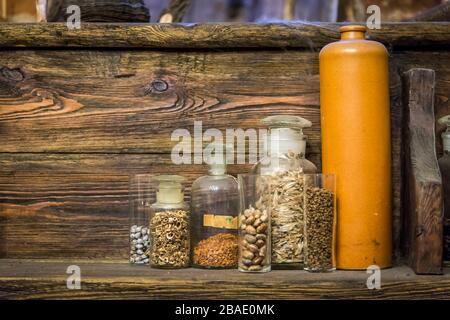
[238, 206, 270, 272]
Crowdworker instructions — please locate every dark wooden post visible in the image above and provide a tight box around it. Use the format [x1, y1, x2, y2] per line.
[402, 68, 444, 275]
[46, 0, 150, 22]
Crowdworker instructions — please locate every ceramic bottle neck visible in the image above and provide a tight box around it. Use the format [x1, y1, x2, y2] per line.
[340, 25, 367, 41]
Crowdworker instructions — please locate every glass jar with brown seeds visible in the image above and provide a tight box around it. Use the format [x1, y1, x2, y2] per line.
[191, 151, 240, 269]
[303, 174, 336, 272]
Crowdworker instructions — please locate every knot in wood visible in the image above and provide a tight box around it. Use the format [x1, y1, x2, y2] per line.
[1, 67, 24, 82]
[151, 79, 169, 92]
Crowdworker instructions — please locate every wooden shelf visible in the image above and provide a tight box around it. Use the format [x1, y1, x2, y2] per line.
[0, 259, 449, 299]
[0, 22, 448, 49]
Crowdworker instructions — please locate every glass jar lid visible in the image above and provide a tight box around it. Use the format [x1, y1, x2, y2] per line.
[262, 115, 312, 131]
[154, 175, 186, 204]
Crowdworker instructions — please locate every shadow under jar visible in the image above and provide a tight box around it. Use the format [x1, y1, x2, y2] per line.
[303, 174, 336, 272]
[238, 174, 271, 273]
[149, 175, 190, 269]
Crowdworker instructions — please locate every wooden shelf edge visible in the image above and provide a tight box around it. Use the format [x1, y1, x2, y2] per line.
[0, 22, 448, 49]
[0, 259, 449, 299]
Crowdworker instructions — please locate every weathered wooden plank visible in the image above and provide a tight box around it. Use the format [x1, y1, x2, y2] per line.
[4, 50, 448, 155]
[0, 159, 256, 260]
[385, 53, 449, 262]
[2, 50, 449, 261]
[402, 68, 443, 274]
[0, 24, 448, 265]
[0, 47, 323, 261]
[0, 260, 449, 299]
[0, 155, 256, 260]
[5, 51, 450, 154]
[393, 51, 450, 155]
[0, 49, 322, 153]
[0, 23, 448, 49]
[0, 174, 129, 260]
[0, 153, 256, 176]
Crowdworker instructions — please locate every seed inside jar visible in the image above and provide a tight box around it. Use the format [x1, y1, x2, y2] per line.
[193, 233, 238, 268]
[129, 224, 150, 264]
[304, 186, 334, 272]
[255, 169, 305, 265]
[239, 206, 270, 272]
[150, 210, 190, 268]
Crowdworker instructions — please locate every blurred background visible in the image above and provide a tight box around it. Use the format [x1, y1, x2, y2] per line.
[0, 0, 448, 23]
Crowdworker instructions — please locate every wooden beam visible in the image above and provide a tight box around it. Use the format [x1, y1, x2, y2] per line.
[402, 68, 444, 274]
[0, 260, 449, 299]
[0, 23, 448, 49]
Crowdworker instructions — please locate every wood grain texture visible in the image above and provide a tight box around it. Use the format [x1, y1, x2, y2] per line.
[0, 47, 324, 260]
[0, 23, 449, 264]
[0, 260, 449, 299]
[0, 23, 448, 49]
[402, 68, 443, 274]
[0, 51, 448, 261]
[0, 174, 129, 260]
[0, 49, 322, 154]
[0, 161, 253, 260]
[4, 50, 448, 155]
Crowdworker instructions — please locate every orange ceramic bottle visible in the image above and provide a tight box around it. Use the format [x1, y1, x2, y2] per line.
[320, 25, 392, 269]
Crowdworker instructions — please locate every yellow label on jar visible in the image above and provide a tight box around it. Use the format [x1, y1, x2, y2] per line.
[203, 214, 238, 229]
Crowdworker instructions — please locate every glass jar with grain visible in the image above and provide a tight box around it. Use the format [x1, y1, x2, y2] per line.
[303, 174, 336, 272]
[252, 115, 317, 269]
[149, 175, 190, 269]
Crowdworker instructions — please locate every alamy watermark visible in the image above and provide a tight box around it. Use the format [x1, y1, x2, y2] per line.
[367, 5, 381, 30]
[171, 121, 276, 166]
[66, 5, 81, 30]
[66, 265, 81, 290]
[366, 265, 382, 290]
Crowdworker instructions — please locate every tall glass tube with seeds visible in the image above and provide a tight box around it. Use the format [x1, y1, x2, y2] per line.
[238, 174, 271, 273]
[129, 174, 152, 265]
[149, 175, 190, 269]
[303, 174, 336, 272]
[253, 115, 317, 269]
